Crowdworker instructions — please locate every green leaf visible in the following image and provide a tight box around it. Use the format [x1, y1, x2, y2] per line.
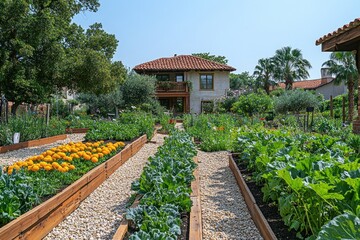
[316, 213, 360, 240]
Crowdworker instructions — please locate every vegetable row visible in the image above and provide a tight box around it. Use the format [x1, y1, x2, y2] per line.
[234, 126, 360, 239]
[126, 131, 197, 239]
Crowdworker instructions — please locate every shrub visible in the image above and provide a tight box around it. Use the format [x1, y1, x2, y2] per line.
[231, 92, 273, 116]
[274, 89, 320, 113]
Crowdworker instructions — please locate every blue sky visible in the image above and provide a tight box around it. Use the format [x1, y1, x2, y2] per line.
[74, 0, 360, 79]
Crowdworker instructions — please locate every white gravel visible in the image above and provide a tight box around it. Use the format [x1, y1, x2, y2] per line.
[44, 133, 166, 240]
[198, 150, 263, 240]
[0, 134, 85, 166]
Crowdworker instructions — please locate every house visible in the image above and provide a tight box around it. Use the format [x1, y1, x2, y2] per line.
[276, 68, 347, 100]
[133, 55, 236, 114]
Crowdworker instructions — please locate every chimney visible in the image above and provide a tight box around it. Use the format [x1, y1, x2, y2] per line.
[321, 68, 332, 84]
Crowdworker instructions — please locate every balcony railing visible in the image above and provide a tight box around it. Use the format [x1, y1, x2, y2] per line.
[156, 81, 189, 92]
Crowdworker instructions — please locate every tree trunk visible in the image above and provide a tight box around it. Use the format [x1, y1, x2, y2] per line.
[285, 79, 292, 90]
[11, 102, 19, 115]
[264, 81, 270, 95]
[348, 78, 354, 122]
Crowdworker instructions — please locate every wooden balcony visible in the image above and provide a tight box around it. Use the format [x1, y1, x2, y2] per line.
[156, 82, 190, 97]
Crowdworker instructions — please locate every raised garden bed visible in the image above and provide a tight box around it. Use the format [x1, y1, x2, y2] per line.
[112, 157, 202, 240]
[229, 154, 277, 240]
[0, 134, 67, 153]
[65, 128, 89, 134]
[0, 134, 148, 240]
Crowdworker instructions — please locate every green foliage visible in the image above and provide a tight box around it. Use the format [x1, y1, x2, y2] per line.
[127, 204, 181, 240]
[274, 89, 320, 113]
[234, 126, 360, 238]
[121, 73, 156, 107]
[322, 52, 358, 121]
[183, 114, 239, 151]
[0, 0, 126, 108]
[0, 170, 40, 225]
[84, 112, 155, 141]
[191, 52, 228, 64]
[230, 72, 256, 91]
[316, 213, 360, 240]
[253, 58, 276, 94]
[272, 46, 312, 90]
[232, 92, 273, 116]
[50, 98, 71, 118]
[0, 116, 66, 146]
[127, 131, 197, 239]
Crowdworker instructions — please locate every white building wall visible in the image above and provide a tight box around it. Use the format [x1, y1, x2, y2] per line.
[185, 71, 230, 114]
[316, 81, 347, 100]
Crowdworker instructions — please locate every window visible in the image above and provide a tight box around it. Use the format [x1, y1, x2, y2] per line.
[156, 74, 170, 81]
[176, 74, 184, 82]
[200, 74, 213, 90]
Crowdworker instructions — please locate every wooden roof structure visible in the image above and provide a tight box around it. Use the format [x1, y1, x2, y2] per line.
[316, 18, 360, 132]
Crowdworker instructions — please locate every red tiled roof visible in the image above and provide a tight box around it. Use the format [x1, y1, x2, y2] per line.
[278, 78, 333, 90]
[133, 55, 236, 72]
[316, 18, 360, 45]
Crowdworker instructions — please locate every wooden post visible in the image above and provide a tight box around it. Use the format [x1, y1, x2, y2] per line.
[330, 95, 333, 118]
[342, 96, 346, 123]
[353, 49, 360, 133]
[46, 104, 50, 126]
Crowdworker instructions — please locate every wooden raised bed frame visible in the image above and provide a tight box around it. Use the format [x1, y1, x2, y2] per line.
[229, 154, 277, 240]
[113, 157, 202, 240]
[65, 128, 89, 134]
[0, 134, 67, 154]
[0, 134, 148, 240]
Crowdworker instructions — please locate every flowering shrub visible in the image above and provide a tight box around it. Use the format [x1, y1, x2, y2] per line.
[5, 141, 125, 175]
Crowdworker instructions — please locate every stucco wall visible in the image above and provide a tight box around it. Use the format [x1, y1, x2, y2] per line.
[316, 81, 347, 100]
[185, 71, 230, 113]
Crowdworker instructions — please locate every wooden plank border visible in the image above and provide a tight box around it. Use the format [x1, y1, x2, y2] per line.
[0, 134, 147, 240]
[228, 154, 277, 240]
[65, 128, 89, 134]
[189, 156, 202, 240]
[0, 134, 67, 153]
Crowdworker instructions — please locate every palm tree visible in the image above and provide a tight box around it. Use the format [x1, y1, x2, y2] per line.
[323, 52, 358, 122]
[273, 46, 312, 90]
[253, 58, 276, 94]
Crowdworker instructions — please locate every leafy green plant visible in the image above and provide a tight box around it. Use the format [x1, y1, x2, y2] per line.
[233, 126, 360, 238]
[85, 112, 155, 141]
[316, 213, 360, 240]
[183, 113, 239, 151]
[274, 89, 320, 113]
[232, 92, 273, 116]
[0, 116, 66, 146]
[0, 170, 40, 225]
[127, 131, 197, 238]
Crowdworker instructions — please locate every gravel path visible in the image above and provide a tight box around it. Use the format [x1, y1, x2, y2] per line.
[198, 150, 263, 240]
[44, 133, 166, 240]
[0, 134, 85, 166]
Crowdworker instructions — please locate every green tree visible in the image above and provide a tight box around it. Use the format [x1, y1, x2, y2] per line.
[0, 1, 125, 114]
[274, 89, 320, 113]
[322, 52, 358, 121]
[192, 53, 228, 64]
[272, 46, 312, 90]
[253, 58, 276, 94]
[229, 72, 256, 91]
[121, 73, 156, 107]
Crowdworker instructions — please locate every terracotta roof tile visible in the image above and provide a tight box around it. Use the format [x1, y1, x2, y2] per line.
[316, 18, 360, 45]
[278, 78, 333, 90]
[133, 55, 236, 72]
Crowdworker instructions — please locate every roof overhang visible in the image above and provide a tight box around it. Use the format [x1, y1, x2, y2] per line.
[316, 19, 360, 52]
